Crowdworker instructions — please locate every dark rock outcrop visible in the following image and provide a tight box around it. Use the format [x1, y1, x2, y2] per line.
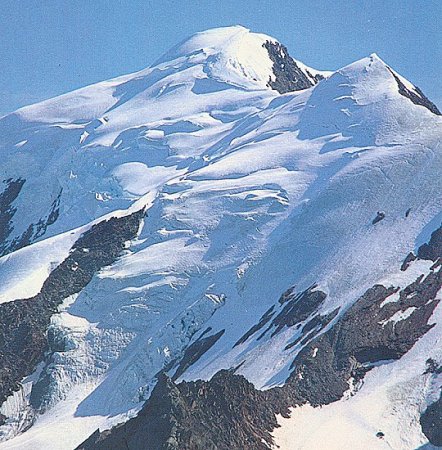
[372, 211, 385, 224]
[11, 189, 62, 249]
[0, 181, 62, 257]
[418, 223, 442, 261]
[424, 358, 442, 375]
[284, 308, 339, 350]
[286, 273, 440, 406]
[9, 189, 62, 254]
[269, 284, 326, 337]
[401, 251, 417, 271]
[263, 41, 322, 94]
[235, 284, 327, 348]
[420, 392, 442, 447]
[0, 209, 144, 409]
[0, 178, 25, 256]
[388, 68, 441, 115]
[78, 371, 281, 450]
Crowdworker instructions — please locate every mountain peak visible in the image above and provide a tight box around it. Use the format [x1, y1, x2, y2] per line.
[337, 53, 441, 115]
[155, 25, 271, 65]
[155, 25, 327, 92]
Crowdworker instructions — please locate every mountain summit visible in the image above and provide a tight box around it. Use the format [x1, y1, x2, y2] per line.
[0, 27, 441, 450]
[154, 25, 328, 92]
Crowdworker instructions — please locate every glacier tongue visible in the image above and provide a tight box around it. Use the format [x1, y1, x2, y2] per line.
[0, 26, 441, 450]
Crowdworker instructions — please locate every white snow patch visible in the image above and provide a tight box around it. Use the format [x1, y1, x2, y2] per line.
[379, 307, 417, 327]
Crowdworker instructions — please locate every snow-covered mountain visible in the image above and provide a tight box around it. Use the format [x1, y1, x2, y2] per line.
[0, 25, 441, 450]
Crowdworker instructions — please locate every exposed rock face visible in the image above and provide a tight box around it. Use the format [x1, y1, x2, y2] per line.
[0, 178, 25, 256]
[234, 284, 327, 347]
[401, 223, 441, 271]
[420, 392, 442, 446]
[286, 273, 440, 406]
[78, 371, 280, 450]
[263, 41, 322, 94]
[270, 284, 327, 337]
[284, 308, 339, 350]
[388, 68, 441, 115]
[418, 224, 442, 261]
[0, 209, 144, 411]
[0, 179, 62, 257]
[372, 211, 385, 224]
[78, 225, 442, 450]
[421, 359, 442, 446]
[8, 190, 62, 253]
[401, 251, 417, 271]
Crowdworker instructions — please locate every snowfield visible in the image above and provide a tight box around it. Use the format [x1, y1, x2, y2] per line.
[0, 26, 441, 449]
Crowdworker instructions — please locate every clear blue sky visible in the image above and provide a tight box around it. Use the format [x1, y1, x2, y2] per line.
[1, 0, 441, 116]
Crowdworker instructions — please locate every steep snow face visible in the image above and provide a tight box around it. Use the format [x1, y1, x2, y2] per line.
[0, 27, 441, 450]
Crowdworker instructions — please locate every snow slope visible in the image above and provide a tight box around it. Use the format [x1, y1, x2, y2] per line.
[0, 26, 441, 449]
